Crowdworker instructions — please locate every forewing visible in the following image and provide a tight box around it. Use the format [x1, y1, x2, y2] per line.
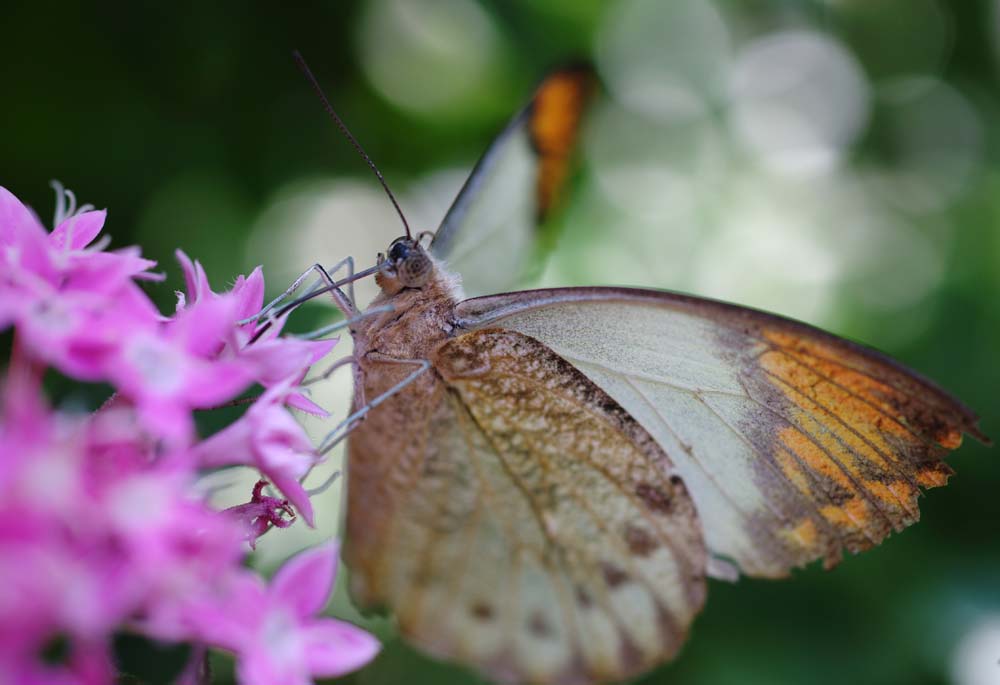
[431, 66, 595, 298]
[455, 287, 988, 578]
[346, 329, 706, 685]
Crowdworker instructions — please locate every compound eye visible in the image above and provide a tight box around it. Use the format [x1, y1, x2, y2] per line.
[388, 240, 410, 262]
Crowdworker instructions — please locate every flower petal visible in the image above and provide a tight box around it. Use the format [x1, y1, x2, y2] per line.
[181, 359, 255, 407]
[239, 337, 337, 388]
[0, 186, 46, 247]
[270, 543, 339, 618]
[302, 618, 381, 677]
[267, 470, 314, 527]
[193, 414, 254, 469]
[0, 186, 55, 281]
[174, 249, 212, 305]
[233, 266, 265, 322]
[235, 646, 311, 685]
[50, 209, 106, 249]
[170, 295, 239, 358]
[181, 571, 268, 651]
[285, 392, 329, 417]
[135, 396, 195, 444]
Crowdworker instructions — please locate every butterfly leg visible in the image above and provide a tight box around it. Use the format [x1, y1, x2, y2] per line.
[303, 354, 357, 386]
[305, 356, 430, 497]
[297, 304, 395, 342]
[315, 356, 431, 457]
[245, 258, 359, 327]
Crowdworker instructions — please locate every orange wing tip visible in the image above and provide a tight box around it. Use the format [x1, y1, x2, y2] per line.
[915, 462, 954, 489]
[760, 327, 988, 451]
[936, 429, 963, 450]
[529, 64, 598, 219]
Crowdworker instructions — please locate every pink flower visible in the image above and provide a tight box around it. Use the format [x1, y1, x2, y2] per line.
[175, 250, 335, 415]
[195, 382, 320, 525]
[0, 184, 367, 684]
[0, 186, 162, 379]
[190, 544, 379, 685]
[107, 294, 256, 443]
[237, 334, 335, 416]
[17, 284, 162, 381]
[0, 185, 159, 301]
[0, 379, 244, 679]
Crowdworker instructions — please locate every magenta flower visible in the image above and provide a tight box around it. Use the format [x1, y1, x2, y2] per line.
[108, 294, 255, 443]
[0, 379, 243, 681]
[175, 250, 335, 416]
[191, 544, 380, 685]
[0, 185, 160, 301]
[195, 381, 320, 525]
[236, 334, 335, 416]
[0, 185, 374, 684]
[0, 186, 162, 379]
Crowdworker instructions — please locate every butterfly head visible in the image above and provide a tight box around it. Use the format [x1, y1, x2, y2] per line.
[376, 236, 433, 294]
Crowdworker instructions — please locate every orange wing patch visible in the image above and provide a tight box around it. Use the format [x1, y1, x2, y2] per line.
[529, 65, 597, 219]
[754, 326, 986, 565]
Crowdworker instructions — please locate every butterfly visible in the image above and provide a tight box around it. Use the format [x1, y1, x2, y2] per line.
[300, 64, 989, 684]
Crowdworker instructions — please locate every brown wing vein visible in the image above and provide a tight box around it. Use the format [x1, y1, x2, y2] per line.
[725, 374, 886, 545]
[747, 370, 897, 541]
[563, 343, 922, 540]
[457, 378, 661, 591]
[757, 357, 922, 517]
[467, 363, 699, 570]
[766, 345, 951, 456]
[760, 368, 916, 529]
[751, 336, 975, 441]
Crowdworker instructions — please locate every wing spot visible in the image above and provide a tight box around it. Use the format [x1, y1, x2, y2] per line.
[574, 585, 593, 608]
[470, 601, 494, 621]
[528, 611, 553, 638]
[624, 523, 658, 557]
[635, 482, 673, 514]
[601, 561, 629, 588]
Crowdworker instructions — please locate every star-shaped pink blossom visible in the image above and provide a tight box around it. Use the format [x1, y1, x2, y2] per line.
[190, 543, 379, 685]
[194, 381, 320, 525]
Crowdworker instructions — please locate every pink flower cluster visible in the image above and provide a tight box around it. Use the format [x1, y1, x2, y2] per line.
[0, 186, 378, 684]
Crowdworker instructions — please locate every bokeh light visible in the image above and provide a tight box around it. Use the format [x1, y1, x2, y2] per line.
[873, 76, 984, 213]
[597, 0, 732, 119]
[358, 0, 508, 119]
[952, 616, 1000, 685]
[728, 30, 870, 176]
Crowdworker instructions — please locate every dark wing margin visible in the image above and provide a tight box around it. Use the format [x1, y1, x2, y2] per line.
[431, 65, 597, 297]
[454, 286, 989, 578]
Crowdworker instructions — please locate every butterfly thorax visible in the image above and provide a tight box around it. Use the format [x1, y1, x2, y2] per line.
[351, 259, 463, 365]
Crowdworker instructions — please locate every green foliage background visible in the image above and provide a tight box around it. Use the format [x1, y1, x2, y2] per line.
[1, 1, 997, 684]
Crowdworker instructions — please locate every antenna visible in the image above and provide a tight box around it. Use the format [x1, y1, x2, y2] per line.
[293, 50, 412, 239]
